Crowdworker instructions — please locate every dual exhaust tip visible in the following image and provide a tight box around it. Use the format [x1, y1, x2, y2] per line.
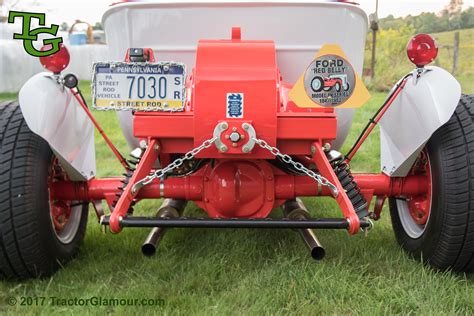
[141, 199, 187, 257]
[282, 199, 325, 260]
[142, 198, 325, 260]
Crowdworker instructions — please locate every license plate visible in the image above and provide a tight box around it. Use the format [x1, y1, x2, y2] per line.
[92, 62, 186, 111]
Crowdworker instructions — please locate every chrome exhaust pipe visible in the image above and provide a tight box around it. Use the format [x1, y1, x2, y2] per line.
[283, 199, 326, 260]
[141, 199, 187, 257]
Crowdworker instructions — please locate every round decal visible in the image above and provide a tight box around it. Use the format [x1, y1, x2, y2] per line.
[303, 54, 356, 107]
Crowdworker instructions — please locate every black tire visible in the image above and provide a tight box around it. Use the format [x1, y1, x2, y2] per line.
[0, 101, 88, 279]
[311, 76, 324, 92]
[390, 94, 474, 272]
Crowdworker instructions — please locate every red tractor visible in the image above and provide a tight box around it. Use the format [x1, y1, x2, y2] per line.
[311, 74, 350, 93]
[0, 1, 473, 279]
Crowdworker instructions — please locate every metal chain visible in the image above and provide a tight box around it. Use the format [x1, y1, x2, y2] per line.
[132, 135, 337, 196]
[252, 137, 339, 196]
[132, 136, 217, 193]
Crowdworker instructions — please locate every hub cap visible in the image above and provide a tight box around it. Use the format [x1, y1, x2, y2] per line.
[397, 150, 432, 239]
[48, 158, 83, 244]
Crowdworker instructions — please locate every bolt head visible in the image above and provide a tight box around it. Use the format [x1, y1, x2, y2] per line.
[243, 123, 249, 130]
[232, 143, 238, 148]
[221, 122, 228, 130]
[139, 140, 148, 149]
[232, 127, 237, 132]
[323, 143, 331, 152]
[242, 147, 250, 153]
[229, 132, 241, 143]
[310, 145, 316, 154]
[220, 145, 228, 152]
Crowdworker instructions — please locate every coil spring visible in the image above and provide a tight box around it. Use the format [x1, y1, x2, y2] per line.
[330, 153, 369, 219]
[111, 155, 141, 214]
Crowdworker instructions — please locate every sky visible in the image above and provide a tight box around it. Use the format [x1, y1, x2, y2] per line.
[3, 0, 474, 25]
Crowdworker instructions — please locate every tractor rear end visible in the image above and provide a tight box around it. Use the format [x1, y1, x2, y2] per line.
[1, 1, 473, 279]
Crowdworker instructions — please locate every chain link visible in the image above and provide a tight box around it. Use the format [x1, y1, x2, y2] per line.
[131, 135, 338, 196]
[252, 137, 339, 196]
[132, 136, 217, 193]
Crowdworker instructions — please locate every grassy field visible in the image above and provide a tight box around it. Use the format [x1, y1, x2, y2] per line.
[0, 77, 473, 315]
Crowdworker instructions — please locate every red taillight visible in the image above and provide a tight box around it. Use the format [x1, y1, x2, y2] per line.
[406, 34, 438, 68]
[39, 43, 70, 74]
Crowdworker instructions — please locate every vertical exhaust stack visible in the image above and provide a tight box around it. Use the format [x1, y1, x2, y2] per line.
[141, 199, 187, 257]
[283, 199, 326, 260]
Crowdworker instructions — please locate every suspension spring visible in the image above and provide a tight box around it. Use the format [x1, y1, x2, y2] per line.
[329, 151, 369, 219]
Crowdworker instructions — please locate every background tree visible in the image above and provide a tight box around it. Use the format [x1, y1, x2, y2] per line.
[93, 22, 103, 30]
[60, 22, 69, 32]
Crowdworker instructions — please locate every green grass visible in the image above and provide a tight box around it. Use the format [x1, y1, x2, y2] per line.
[0, 80, 473, 315]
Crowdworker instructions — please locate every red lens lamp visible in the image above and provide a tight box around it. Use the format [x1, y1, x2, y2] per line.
[39, 43, 70, 74]
[406, 34, 438, 68]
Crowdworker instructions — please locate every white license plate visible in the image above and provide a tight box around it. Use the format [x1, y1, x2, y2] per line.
[92, 62, 186, 111]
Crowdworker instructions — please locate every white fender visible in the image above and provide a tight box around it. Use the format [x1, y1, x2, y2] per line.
[380, 66, 461, 177]
[19, 73, 96, 180]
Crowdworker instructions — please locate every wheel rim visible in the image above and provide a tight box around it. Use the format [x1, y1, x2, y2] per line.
[397, 149, 433, 239]
[48, 158, 83, 244]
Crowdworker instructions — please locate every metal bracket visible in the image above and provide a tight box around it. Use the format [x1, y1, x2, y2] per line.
[411, 67, 433, 85]
[213, 121, 256, 153]
[213, 121, 229, 152]
[241, 123, 256, 153]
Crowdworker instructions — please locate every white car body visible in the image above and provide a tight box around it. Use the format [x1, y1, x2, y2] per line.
[102, 0, 369, 150]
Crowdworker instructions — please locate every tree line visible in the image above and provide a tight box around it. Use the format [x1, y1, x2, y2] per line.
[379, 7, 474, 33]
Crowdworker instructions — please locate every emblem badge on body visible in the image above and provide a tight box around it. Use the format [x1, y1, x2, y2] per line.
[303, 55, 356, 107]
[290, 44, 370, 108]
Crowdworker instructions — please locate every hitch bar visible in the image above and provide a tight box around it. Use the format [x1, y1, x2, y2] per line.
[101, 216, 372, 229]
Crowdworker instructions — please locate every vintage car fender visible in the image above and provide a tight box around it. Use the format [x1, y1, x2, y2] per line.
[380, 66, 461, 177]
[18, 73, 96, 180]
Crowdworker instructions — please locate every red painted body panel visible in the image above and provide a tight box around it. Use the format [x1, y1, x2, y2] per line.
[193, 40, 278, 159]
